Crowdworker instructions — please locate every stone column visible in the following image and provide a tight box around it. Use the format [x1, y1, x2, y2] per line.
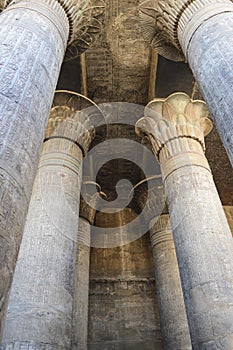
[136, 92, 233, 349]
[137, 184, 191, 349]
[150, 215, 191, 350]
[139, 0, 233, 166]
[0, 0, 104, 334]
[1, 92, 95, 348]
[72, 217, 91, 350]
[71, 191, 97, 350]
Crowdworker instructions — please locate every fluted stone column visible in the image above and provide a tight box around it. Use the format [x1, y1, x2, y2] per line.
[137, 185, 191, 349]
[139, 0, 233, 166]
[150, 215, 192, 350]
[71, 192, 97, 350]
[0, 0, 104, 334]
[136, 92, 233, 349]
[1, 92, 95, 348]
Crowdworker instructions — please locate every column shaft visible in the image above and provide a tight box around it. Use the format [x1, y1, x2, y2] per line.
[1, 137, 83, 349]
[139, 0, 233, 166]
[137, 93, 233, 349]
[1, 90, 96, 347]
[0, 0, 69, 332]
[72, 217, 91, 350]
[179, 6, 233, 166]
[150, 215, 191, 350]
[71, 190, 97, 350]
[165, 162, 233, 349]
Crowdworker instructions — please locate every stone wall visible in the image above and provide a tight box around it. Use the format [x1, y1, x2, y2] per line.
[88, 209, 162, 349]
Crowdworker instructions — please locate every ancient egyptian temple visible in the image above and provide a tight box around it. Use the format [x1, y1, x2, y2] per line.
[0, 0, 233, 349]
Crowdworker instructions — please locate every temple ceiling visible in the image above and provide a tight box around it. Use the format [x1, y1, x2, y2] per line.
[57, 0, 233, 207]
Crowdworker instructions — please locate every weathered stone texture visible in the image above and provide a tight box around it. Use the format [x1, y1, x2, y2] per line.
[150, 215, 191, 350]
[72, 217, 91, 350]
[139, 0, 233, 166]
[1, 138, 83, 348]
[88, 209, 162, 349]
[1, 86, 99, 346]
[85, 0, 151, 104]
[186, 11, 233, 167]
[0, 0, 69, 335]
[88, 279, 161, 350]
[166, 167, 233, 349]
[138, 93, 233, 349]
[154, 55, 233, 207]
[139, 0, 184, 61]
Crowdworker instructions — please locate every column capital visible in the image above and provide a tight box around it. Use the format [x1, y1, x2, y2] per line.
[138, 0, 184, 61]
[4, 0, 105, 59]
[139, 0, 232, 60]
[63, 0, 105, 59]
[136, 92, 212, 159]
[45, 90, 99, 155]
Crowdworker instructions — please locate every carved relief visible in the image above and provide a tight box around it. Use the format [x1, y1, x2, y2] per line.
[65, 0, 106, 59]
[136, 92, 212, 161]
[46, 90, 99, 155]
[0, 2, 68, 335]
[139, 0, 231, 61]
[3, 0, 106, 59]
[139, 0, 184, 61]
[106, 10, 150, 69]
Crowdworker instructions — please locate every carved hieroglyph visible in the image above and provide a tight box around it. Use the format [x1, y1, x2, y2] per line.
[137, 183, 191, 350]
[139, 0, 231, 60]
[3, 0, 105, 59]
[150, 215, 192, 350]
[72, 190, 99, 349]
[139, 0, 233, 168]
[1, 91, 95, 348]
[71, 217, 91, 350]
[136, 93, 233, 349]
[0, 0, 69, 337]
[0, 0, 104, 333]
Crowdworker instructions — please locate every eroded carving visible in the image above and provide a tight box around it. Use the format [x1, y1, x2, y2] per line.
[139, 0, 184, 61]
[139, 0, 231, 61]
[46, 90, 102, 154]
[3, 0, 106, 59]
[136, 92, 213, 161]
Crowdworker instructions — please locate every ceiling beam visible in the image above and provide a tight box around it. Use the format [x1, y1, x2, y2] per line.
[148, 49, 158, 101]
[81, 52, 88, 97]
